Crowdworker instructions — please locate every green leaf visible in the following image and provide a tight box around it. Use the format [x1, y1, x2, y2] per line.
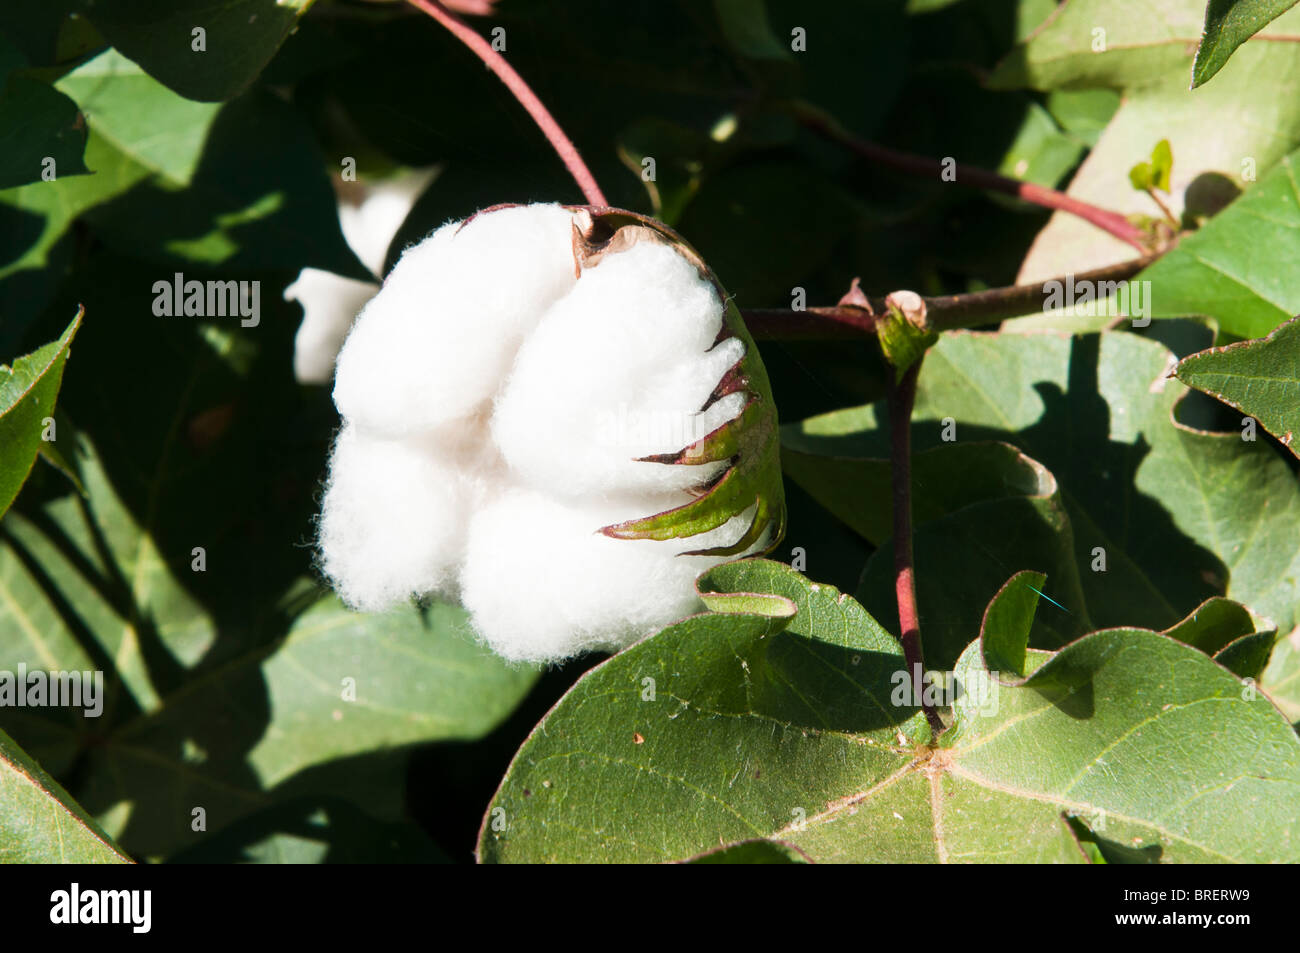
[1045, 88, 1121, 148]
[1162, 596, 1262, 654]
[713, 0, 794, 63]
[0, 308, 80, 519]
[165, 796, 451, 863]
[1, 438, 539, 859]
[998, 100, 1087, 188]
[1137, 152, 1300, 337]
[1262, 629, 1300, 727]
[781, 439, 1089, 668]
[615, 118, 710, 226]
[480, 562, 1300, 862]
[1214, 630, 1277, 679]
[0, 3, 105, 71]
[1156, 595, 1278, 679]
[1, 50, 366, 289]
[989, 0, 1299, 92]
[0, 73, 89, 189]
[1, 436, 538, 858]
[68, 0, 310, 102]
[992, 1, 1300, 285]
[1127, 138, 1173, 193]
[1195, 0, 1300, 87]
[67, 592, 538, 859]
[782, 440, 1053, 547]
[478, 560, 931, 863]
[785, 332, 1300, 658]
[0, 728, 129, 863]
[685, 839, 809, 863]
[1175, 316, 1300, 454]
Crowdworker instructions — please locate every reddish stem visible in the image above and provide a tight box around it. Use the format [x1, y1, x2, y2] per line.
[890, 360, 943, 735]
[795, 107, 1149, 253]
[740, 252, 1160, 340]
[406, 0, 608, 206]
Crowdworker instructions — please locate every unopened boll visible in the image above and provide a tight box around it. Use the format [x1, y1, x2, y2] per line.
[318, 202, 783, 663]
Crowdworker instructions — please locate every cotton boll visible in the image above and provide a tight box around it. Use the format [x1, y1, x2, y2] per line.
[319, 424, 484, 612]
[286, 269, 381, 384]
[459, 489, 760, 663]
[338, 167, 438, 277]
[492, 242, 746, 497]
[333, 203, 579, 437]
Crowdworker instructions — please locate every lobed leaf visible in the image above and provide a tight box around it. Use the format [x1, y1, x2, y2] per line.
[1175, 315, 1300, 454]
[479, 562, 1300, 862]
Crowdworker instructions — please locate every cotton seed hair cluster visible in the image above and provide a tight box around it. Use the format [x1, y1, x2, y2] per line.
[319, 203, 784, 663]
[285, 168, 436, 384]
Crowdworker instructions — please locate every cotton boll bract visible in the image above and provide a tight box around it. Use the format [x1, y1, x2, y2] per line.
[491, 241, 748, 498]
[332, 203, 579, 438]
[458, 489, 760, 663]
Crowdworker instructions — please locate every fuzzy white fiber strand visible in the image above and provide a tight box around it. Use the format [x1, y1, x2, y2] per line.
[286, 168, 436, 384]
[318, 424, 490, 611]
[288, 270, 382, 384]
[318, 203, 762, 663]
[458, 490, 758, 662]
[492, 242, 748, 496]
[332, 203, 579, 437]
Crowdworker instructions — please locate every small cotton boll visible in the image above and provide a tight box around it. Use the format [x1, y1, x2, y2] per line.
[288, 169, 434, 384]
[332, 203, 578, 438]
[492, 242, 746, 497]
[319, 424, 484, 611]
[286, 269, 381, 384]
[338, 167, 438, 277]
[459, 490, 760, 663]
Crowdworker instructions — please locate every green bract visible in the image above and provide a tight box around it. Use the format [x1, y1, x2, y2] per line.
[576, 209, 787, 558]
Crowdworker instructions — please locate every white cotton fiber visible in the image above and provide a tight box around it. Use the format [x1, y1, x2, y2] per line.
[287, 269, 381, 384]
[332, 203, 579, 438]
[491, 242, 747, 497]
[317, 204, 774, 663]
[457, 489, 759, 663]
[318, 424, 484, 612]
[339, 167, 439, 277]
[288, 168, 436, 385]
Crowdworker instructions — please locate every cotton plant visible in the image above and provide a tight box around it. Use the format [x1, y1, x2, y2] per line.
[284, 167, 437, 383]
[318, 203, 785, 662]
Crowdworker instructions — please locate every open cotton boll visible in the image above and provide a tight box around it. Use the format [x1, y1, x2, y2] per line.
[458, 489, 760, 663]
[319, 424, 483, 612]
[332, 203, 579, 438]
[492, 242, 747, 496]
[287, 269, 382, 384]
[313, 204, 787, 664]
